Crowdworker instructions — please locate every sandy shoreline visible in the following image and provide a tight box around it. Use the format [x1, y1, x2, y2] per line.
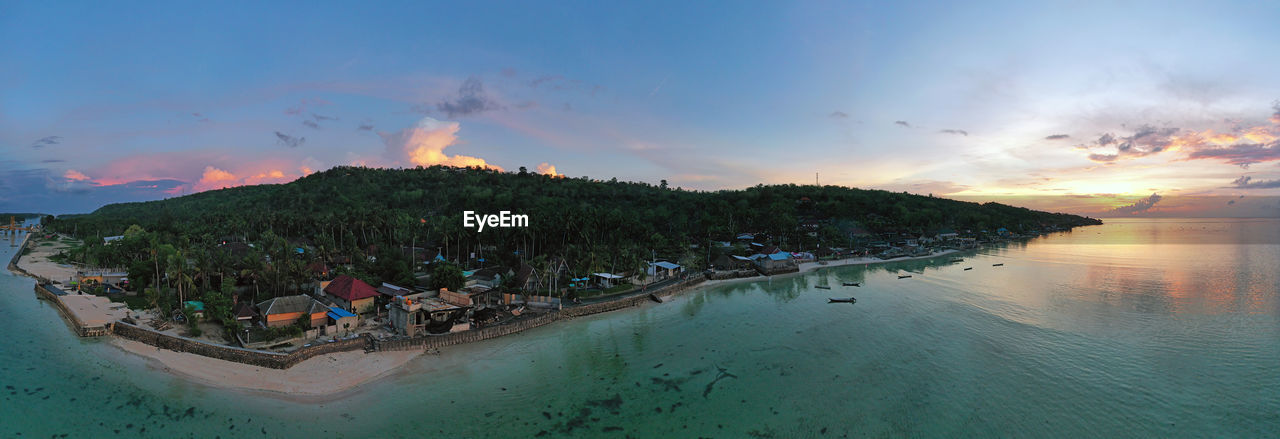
[109, 337, 423, 402]
[15, 233, 80, 284]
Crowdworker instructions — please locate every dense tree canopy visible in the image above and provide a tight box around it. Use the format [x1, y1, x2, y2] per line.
[45, 165, 1100, 296]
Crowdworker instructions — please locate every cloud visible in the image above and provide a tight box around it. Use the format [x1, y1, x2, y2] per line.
[302, 120, 320, 129]
[436, 77, 502, 118]
[529, 75, 561, 88]
[284, 98, 331, 116]
[357, 122, 374, 131]
[1083, 125, 1180, 162]
[1185, 142, 1280, 168]
[536, 162, 562, 178]
[41, 159, 66, 163]
[1231, 175, 1280, 189]
[30, 136, 61, 148]
[894, 121, 910, 127]
[1045, 134, 1070, 140]
[515, 101, 538, 110]
[311, 113, 337, 122]
[939, 129, 968, 136]
[379, 116, 503, 171]
[1108, 193, 1163, 215]
[829, 111, 849, 118]
[64, 170, 91, 181]
[1078, 104, 1280, 167]
[1273, 101, 1280, 125]
[274, 131, 306, 148]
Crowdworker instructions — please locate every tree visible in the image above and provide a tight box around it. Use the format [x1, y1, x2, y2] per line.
[430, 261, 465, 291]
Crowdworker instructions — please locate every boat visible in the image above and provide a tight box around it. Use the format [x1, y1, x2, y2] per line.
[842, 282, 860, 287]
[898, 274, 912, 279]
[827, 297, 857, 303]
[649, 293, 663, 303]
[949, 258, 963, 263]
[992, 263, 1004, 267]
[815, 285, 832, 290]
[963, 267, 973, 271]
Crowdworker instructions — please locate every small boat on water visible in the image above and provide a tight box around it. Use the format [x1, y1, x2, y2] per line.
[898, 274, 912, 279]
[992, 263, 1004, 267]
[815, 285, 832, 290]
[649, 293, 664, 303]
[949, 258, 964, 263]
[828, 297, 857, 303]
[963, 267, 973, 271]
[842, 282, 861, 287]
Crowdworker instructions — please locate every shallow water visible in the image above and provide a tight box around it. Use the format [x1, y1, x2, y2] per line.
[2, 218, 1279, 437]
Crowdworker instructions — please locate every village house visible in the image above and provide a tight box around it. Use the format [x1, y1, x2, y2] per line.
[649, 261, 682, 281]
[323, 275, 379, 314]
[387, 292, 467, 337]
[233, 301, 258, 327]
[257, 295, 329, 328]
[711, 254, 753, 270]
[326, 307, 358, 334]
[755, 252, 795, 272]
[592, 272, 626, 288]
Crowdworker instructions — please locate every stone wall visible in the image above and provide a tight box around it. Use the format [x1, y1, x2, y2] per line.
[375, 276, 709, 352]
[34, 283, 110, 337]
[112, 321, 371, 369]
[375, 313, 559, 352]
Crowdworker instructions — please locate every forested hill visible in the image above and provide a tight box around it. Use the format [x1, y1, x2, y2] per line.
[46, 165, 1099, 272]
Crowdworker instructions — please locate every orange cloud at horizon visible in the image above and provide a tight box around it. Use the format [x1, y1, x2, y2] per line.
[536, 162, 562, 177]
[381, 117, 504, 172]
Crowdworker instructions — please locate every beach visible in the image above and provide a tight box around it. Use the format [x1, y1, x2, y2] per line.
[16, 233, 80, 284]
[109, 338, 423, 401]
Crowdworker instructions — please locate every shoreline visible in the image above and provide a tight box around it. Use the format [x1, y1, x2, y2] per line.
[106, 337, 422, 403]
[9, 232, 979, 399]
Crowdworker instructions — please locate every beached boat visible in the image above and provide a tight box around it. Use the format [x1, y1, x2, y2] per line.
[949, 258, 963, 263]
[963, 267, 973, 271]
[815, 285, 831, 290]
[992, 263, 1004, 266]
[898, 274, 912, 279]
[842, 282, 860, 287]
[827, 297, 857, 303]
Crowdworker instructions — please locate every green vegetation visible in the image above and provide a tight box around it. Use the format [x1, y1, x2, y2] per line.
[41, 166, 1099, 310]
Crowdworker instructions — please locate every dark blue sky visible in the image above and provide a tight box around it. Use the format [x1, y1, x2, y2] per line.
[3, 1, 1280, 216]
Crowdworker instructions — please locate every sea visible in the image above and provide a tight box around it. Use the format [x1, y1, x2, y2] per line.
[2, 217, 1279, 438]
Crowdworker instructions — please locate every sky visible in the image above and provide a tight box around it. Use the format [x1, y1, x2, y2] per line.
[3, 0, 1280, 216]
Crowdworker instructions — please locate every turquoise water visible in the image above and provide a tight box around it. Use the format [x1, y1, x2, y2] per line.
[2, 218, 1280, 437]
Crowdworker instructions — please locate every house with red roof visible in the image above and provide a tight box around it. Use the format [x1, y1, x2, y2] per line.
[323, 275, 379, 314]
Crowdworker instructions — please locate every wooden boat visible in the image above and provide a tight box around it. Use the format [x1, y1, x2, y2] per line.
[992, 263, 1004, 267]
[963, 267, 973, 271]
[649, 293, 664, 303]
[842, 282, 860, 287]
[815, 285, 832, 290]
[827, 297, 857, 303]
[949, 258, 963, 263]
[898, 274, 912, 279]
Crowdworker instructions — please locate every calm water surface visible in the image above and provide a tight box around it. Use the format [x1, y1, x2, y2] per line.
[2, 218, 1279, 437]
